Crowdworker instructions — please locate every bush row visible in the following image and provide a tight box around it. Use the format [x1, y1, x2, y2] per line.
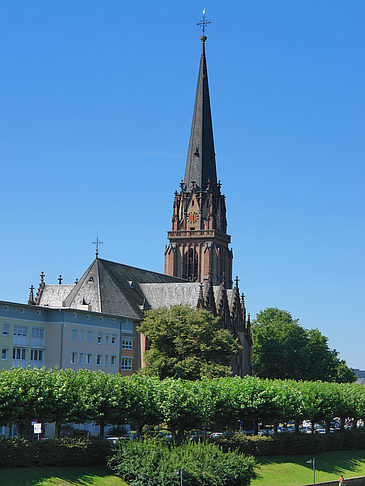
[0, 437, 111, 467]
[217, 430, 365, 456]
[1, 368, 365, 436]
[107, 439, 256, 486]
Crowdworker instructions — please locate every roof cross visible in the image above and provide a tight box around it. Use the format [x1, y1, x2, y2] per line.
[92, 233, 103, 258]
[197, 8, 211, 36]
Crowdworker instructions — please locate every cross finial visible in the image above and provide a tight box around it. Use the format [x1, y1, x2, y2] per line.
[235, 276, 239, 287]
[40, 271, 45, 284]
[92, 233, 103, 258]
[58, 275, 62, 285]
[197, 8, 211, 37]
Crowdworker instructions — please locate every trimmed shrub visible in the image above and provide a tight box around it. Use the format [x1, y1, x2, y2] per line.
[36, 438, 111, 466]
[0, 436, 36, 467]
[217, 431, 365, 457]
[108, 438, 256, 486]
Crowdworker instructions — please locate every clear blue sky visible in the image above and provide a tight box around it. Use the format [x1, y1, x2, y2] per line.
[0, 1, 364, 368]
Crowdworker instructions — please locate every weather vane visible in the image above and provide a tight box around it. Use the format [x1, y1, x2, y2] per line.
[92, 233, 103, 258]
[197, 8, 211, 36]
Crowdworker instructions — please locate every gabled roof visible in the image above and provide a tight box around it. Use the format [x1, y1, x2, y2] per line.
[184, 37, 217, 193]
[64, 258, 185, 320]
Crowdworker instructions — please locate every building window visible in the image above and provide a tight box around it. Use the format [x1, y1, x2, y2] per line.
[122, 337, 133, 350]
[86, 354, 92, 365]
[80, 330, 84, 342]
[1, 349, 8, 360]
[79, 352, 83, 365]
[13, 348, 26, 360]
[72, 329, 78, 342]
[96, 354, 102, 366]
[105, 355, 109, 365]
[13, 326, 28, 337]
[2, 324, 9, 336]
[105, 334, 109, 345]
[30, 349, 43, 361]
[87, 331, 92, 343]
[110, 355, 116, 366]
[111, 334, 117, 345]
[71, 352, 77, 364]
[97, 333, 103, 345]
[121, 357, 133, 371]
[31, 328, 44, 339]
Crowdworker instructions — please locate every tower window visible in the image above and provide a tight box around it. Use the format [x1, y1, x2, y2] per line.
[182, 248, 198, 282]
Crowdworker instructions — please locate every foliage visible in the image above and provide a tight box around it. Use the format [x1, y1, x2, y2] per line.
[0, 436, 36, 466]
[251, 308, 356, 383]
[1, 369, 365, 438]
[138, 306, 241, 380]
[217, 430, 365, 457]
[108, 438, 257, 486]
[36, 438, 111, 466]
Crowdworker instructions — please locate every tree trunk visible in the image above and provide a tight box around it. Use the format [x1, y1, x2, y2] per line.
[325, 419, 331, 434]
[340, 417, 345, 432]
[99, 421, 105, 439]
[294, 418, 300, 434]
[274, 422, 278, 434]
[16, 422, 24, 437]
[253, 419, 259, 436]
[353, 418, 358, 430]
[311, 421, 315, 434]
[55, 422, 61, 438]
[136, 423, 143, 437]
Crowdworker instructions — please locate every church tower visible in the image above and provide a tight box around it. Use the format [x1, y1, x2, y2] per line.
[164, 34, 233, 288]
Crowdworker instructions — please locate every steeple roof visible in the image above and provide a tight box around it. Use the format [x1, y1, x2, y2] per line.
[184, 37, 217, 193]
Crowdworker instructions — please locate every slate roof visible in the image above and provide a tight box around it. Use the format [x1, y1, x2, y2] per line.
[63, 258, 186, 320]
[184, 38, 217, 193]
[35, 258, 240, 321]
[140, 282, 202, 309]
[38, 285, 75, 306]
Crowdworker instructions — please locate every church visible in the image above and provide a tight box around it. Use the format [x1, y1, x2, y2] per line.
[28, 30, 253, 377]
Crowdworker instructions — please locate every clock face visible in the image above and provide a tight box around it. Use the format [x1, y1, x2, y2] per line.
[188, 211, 199, 223]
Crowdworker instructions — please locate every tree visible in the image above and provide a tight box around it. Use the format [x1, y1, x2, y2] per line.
[137, 306, 241, 380]
[251, 308, 356, 383]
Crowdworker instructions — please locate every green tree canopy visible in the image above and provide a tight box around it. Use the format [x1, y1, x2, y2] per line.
[137, 305, 241, 380]
[251, 307, 356, 383]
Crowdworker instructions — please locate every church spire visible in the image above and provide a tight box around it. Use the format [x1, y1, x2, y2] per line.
[184, 34, 217, 193]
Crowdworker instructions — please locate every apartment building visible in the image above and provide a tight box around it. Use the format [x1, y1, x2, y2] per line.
[0, 300, 140, 375]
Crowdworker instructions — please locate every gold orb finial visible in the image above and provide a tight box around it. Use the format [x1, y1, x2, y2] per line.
[200, 35, 207, 43]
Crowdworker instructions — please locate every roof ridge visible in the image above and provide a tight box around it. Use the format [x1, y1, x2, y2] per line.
[98, 258, 186, 282]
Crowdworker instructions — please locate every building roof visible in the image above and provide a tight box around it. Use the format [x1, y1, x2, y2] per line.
[38, 258, 185, 320]
[34, 258, 244, 325]
[38, 284, 75, 306]
[184, 37, 217, 193]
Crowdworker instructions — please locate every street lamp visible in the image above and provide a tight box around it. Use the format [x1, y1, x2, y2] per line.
[306, 458, 316, 486]
[174, 468, 183, 486]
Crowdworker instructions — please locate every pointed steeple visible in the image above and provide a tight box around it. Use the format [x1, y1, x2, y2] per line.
[184, 36, 217, 193]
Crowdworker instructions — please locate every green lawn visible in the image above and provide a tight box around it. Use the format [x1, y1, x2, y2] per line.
[1, 450, 365, 486]
[252, 449, 365, 486]
[0, 466, 127, 486]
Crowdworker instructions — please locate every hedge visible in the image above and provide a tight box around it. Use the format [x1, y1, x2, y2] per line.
[217, 431, 365, 456]
[0, 437, 110, 468]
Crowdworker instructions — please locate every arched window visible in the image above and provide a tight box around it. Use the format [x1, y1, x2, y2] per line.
[182, 247, 198, 281]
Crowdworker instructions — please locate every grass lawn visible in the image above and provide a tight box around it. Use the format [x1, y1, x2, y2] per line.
[252, 449, 365, 486]
[0, 465, 128, 486]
